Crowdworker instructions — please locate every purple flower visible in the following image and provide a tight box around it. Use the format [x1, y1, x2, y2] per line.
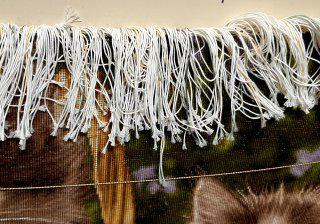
[133, 165, 177, 193]
[291, 148, 320, 176]
[133, 165, 157, 188]
[147, 180, 177, 194]
[161, 180, 176, 193]
[133, 166, 157, 180]
[147, 182, 162, 194]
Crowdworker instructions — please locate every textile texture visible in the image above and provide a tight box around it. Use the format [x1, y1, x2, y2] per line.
[0, 67, 320, 223]
[1, 13, 320, 224]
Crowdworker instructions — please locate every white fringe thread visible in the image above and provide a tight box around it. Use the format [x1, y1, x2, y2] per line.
[0, 13, 320, 183]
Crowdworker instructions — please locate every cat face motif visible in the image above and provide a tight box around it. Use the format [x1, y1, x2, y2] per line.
[191, 178, 320, 224]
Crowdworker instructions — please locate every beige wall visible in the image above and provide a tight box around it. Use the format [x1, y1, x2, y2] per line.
[0, 0, 319, 28]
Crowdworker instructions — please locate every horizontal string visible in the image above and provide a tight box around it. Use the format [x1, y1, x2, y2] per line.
[0, 160, 319, 191]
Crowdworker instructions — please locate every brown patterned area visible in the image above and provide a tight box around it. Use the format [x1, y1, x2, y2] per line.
[0, 68, 92, 223]
[0, 67, 136, 223]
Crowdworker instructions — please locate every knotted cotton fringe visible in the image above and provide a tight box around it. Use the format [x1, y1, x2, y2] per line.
[0, 13, 320, 182]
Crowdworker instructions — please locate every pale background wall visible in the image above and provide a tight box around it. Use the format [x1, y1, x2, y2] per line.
[0, 0, 319, 28]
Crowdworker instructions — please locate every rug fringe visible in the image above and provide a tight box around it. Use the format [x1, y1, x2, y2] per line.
[0, 14, 319, 180]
